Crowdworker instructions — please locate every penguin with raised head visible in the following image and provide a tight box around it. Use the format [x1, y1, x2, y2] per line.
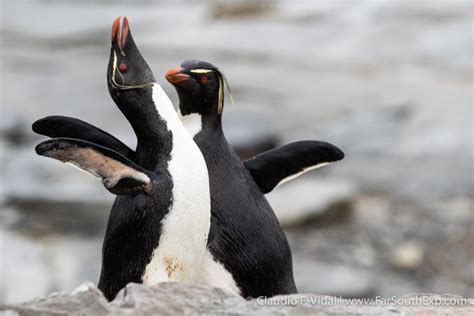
[33, 18, 238, 301]
[164, 60, 345, 298]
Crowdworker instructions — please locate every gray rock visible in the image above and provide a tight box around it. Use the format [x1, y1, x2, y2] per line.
[293, 256, 376, 298]
[390, 241, 425, 270]
[224, 113, 279, 160]
[210, 0, 275, 20]
[267, 178, 355, 227]
[0, 230, 50, 304]
[0, 230, 102, 304]
[0, 114, 31, 146]
[0, 282, 110, 316]
[7, 198, 109, 236]
[1, 283, 473, 316]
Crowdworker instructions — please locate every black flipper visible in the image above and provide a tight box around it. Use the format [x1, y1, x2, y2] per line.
[32, 116, 135, 160]
[35, 138, 154, 195]
[244, 140, 344, 194]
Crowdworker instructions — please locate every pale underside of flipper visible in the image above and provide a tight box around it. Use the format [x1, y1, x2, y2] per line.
[36, 138, 154, 195]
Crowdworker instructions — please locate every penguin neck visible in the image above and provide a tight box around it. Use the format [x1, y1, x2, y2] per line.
[114, 85, 173, 170]
[179, 103, 224, 140]
[149, 83, 191, 141]
[138, 83, 203, 167]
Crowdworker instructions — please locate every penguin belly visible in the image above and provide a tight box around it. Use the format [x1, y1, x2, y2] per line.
[199, 251, 241, 296]
[142, 85, 211, 285]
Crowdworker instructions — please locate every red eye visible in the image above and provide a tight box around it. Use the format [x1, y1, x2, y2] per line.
[118, 63, 128, 72]
[200, 76, 208, 84]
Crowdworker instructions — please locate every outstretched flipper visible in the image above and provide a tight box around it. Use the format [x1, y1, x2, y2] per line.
[244, 140, 344, 194]
[36, 138, 154, 195]
[32, 116, 135, 160]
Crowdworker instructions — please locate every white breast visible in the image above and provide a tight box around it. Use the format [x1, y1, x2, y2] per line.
[200, 251, 241, 295]
[142, 85, 239, 295]
[142, 84, 210, 284]
[179, 110, 240, 295]
[180, 113, 202, 138]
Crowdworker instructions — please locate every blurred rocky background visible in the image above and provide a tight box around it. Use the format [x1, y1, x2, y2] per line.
[0, 0, 472, 303]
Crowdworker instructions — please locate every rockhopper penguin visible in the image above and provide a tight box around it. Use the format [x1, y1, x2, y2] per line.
[32, 18, 238, 301]
[165, 60, 345, 298]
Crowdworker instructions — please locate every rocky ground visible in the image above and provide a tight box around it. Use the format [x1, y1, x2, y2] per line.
[1, 283, 473, 316]
[1, 0, 473, 304]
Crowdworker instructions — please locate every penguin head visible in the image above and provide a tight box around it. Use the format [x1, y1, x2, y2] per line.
[165, 60, 226, 118]
[107, 17, 172, 161]
[107, 16, 155, 107]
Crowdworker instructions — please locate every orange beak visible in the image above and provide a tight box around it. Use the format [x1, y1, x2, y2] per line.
[111, 16, 129, 51]
[165, 67, 191, 84]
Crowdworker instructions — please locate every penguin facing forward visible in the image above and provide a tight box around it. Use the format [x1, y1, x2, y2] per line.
[32, 18, 237, 301]
[163, 60, 345, 298]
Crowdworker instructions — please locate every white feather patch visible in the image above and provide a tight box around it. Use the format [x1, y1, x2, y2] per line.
[200, 251, 240, 296]
[180, 113, 202, 138]
[275, 162, 331, 189]
[142, 84, 211, 285]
